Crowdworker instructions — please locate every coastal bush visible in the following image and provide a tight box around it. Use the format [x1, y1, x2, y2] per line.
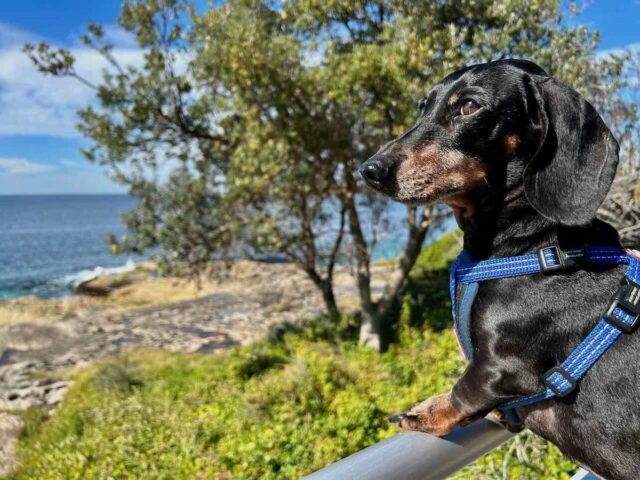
[92, 357, 144, 393]
[7, 235, 577, 479]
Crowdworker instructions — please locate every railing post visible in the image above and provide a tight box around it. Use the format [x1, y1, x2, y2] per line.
[304, 417, 514, 480]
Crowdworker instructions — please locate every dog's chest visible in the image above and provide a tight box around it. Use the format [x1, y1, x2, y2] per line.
[467, 272, 622, 362]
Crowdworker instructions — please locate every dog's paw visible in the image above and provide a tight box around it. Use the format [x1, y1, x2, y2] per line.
[396, 394, 467, 437]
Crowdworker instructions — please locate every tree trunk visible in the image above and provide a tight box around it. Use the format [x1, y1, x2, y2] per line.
[376, 207, 434, 320]
[342, 174, 381, 349]
[299, 265, 341, 320]
[358, 303, 383, 351]
[343, 169, 441, 351]
[344, 196, 436, 351]
[280, 197, 345, 322]
[320, 280, 340, 320]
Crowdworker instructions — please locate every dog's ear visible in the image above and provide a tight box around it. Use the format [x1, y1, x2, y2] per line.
[521, 74, 619, 225]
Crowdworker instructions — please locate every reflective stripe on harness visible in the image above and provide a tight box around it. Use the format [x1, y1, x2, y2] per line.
[450, 245, 638, 417]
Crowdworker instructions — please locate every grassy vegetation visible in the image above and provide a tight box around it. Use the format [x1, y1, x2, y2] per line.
[6, 233, 577, 479]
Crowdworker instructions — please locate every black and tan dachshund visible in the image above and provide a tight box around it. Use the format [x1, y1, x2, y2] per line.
[359, 59, 639, 479]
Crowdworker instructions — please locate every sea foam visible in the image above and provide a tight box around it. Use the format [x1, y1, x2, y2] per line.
[59, 258, 137, 287]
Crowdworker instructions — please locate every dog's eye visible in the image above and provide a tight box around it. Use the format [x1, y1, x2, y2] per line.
[460, 99, 480, 116]
[418, 99, 428, 114]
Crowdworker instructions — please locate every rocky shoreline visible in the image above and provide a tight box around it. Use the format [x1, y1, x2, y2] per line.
[0, 260, 389, 475]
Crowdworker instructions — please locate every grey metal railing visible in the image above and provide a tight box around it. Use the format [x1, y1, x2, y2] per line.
[304, 417, 513, 480]
[571, 470, 600, 480]
[304, 417, 600, 480]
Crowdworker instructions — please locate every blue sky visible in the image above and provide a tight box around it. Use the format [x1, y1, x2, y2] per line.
[0, 1, 639, 194]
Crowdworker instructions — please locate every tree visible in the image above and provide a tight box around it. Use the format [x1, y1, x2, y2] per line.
[25, 0, 637, 351]
[597, 48, 640, 245]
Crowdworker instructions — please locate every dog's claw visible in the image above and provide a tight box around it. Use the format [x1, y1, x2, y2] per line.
[388, 413, 407, 423]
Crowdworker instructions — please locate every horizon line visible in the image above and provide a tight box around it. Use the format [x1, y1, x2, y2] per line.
[0, 192, 129, 196]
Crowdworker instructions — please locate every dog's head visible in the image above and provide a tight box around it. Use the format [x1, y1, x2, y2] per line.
[359, 59, 619, 225]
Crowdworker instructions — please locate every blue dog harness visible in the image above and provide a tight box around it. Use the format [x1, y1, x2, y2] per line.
[449, 245, 640, 418]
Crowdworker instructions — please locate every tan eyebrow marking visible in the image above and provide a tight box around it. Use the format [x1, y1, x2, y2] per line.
[448, 94, 460, 106]
[504, 134, 521, 156]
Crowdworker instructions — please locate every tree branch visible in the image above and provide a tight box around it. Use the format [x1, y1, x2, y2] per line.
[327, 206, 347, 283]
[376, 206, 435, 318]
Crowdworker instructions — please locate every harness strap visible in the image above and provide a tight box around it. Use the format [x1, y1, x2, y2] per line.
[450, 250, 478, 361]
[456, 245, 628, 284]
[450, 244, 640, 416]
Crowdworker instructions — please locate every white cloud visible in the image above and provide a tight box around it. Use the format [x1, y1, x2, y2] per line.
[0, 157, 56, 174]
[596, 43, 640, 89]
[596, 42, 640, 59]
[0, 22, 144, 138]
[101, 24, 139, 49]
[60, 159, 90, 168]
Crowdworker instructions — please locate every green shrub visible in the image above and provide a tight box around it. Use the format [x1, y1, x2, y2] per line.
[93, 357, 144, 393]
[232, 343, 290, 380]
[7, 232, 577, 479]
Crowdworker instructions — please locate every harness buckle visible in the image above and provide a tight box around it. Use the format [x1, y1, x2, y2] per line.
[603, 278, 640, 333]
[538, 245, 586, 273]
[543, 366, 577, 397]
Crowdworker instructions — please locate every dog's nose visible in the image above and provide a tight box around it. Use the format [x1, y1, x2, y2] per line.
[359, 160, 389, 186]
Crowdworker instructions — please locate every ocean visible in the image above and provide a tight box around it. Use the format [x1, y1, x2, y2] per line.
[0, 195, 142, 301]
[0, 194, 453, 302]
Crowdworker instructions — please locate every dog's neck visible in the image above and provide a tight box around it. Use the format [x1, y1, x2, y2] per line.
[458, 188, 621, 260]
